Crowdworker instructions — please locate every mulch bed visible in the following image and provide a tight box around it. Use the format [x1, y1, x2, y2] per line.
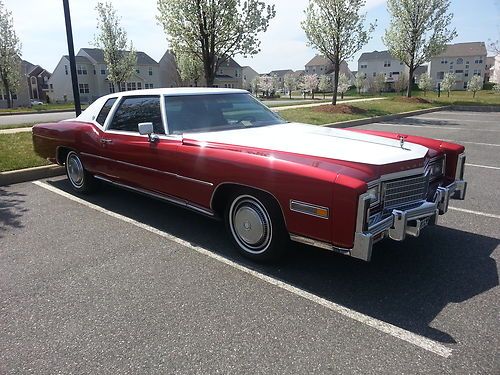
[312, 104, 368, 114]
[393, 96, 431, 104]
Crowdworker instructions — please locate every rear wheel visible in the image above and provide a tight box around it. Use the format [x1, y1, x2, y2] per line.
[65, 151, 97, 194]
[226, 192, 288, 261]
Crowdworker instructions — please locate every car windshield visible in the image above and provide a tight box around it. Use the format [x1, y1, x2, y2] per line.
[165, 93, 286, 135]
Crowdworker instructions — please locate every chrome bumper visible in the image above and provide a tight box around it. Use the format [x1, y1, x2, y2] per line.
[350, 179, 467, 261]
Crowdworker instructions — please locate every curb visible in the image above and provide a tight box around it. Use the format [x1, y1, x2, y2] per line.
[0, 165, 65, 186]
[323, 106, 450, 129]
[0, 109, 76, 117]
[451, 105, 500, 112]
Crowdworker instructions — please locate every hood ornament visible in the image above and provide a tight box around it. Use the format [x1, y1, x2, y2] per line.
[399, 135, 410, 150]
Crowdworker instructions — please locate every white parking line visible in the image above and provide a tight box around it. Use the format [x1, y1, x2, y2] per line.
[33, 180, 452, 358]
[466, 163, 500, 171]
[375, 123, 498, 132]
[442, 140, 500, 147]
[449, 207, 500, 219]
[415, 116, 500, 124]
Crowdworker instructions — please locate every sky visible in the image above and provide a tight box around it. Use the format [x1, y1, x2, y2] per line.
[4, 0, 500, 74]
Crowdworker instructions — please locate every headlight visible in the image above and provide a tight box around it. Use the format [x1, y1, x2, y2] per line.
[366, 183, 381, 207]
[428, 158, 445, 180]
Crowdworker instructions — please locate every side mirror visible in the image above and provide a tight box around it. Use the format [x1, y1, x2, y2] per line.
[138, 122, 154, 135]
[138, 122, 159, 143]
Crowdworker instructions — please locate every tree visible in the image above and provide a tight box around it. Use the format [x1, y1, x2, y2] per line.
[493, 83, 500, 94]
[440, 72, 456, 97]
[94, 2, 137, 92]
[467, 75, 483, 98]
[355, 74, 366, 94]
[283, 73, 299, 99]
[0, 0, 22, 108]
[318, 75, 331, 99]
[394, 73, 408, 96]
[337, 73, 351, 99]
[250, 76, 260, 95]
[303, 74, 319, 99]
[259, 75, 277, 98]
[383, 0, 457, 97]
[302, 0, 375, 105]
[176, 52, 203, 86]
[418, 74, 433, 96]
[371, 73, 386, 94]
[157, 0, 275, 87]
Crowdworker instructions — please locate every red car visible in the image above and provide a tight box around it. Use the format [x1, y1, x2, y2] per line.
[32, 88, 467, 262]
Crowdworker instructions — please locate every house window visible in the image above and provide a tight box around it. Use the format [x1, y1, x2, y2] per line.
[109, 83, 115, 93]
[149, 67, 153, 76]
[463, 82, 467, 89]
[360, 64, 367, 69]
[437, 72, 445, 80]
[474, 57, 483, 64]
[101, 69, 106, 75]
[464, 70, 469, 77]
[49, 84, 53, 91]
[384, 60, 391, 67]
[457, 58, 463, 64]
[145, 83, 154, 89]
[473, 69, 481, 76]
[78, 83, 89, 94]
[93, 69, 96, 75]
[136, 69, 140, 74]
[64, 65, 68, 75]
[372, 72, 376, 77]
[455, 70, 464, 74]
[30, 76, 37, 84]
[441, 59, 448, 64]
[77, 65, 87, 75]
[137, 82, 142, 90]
[235, 70, 239, 77]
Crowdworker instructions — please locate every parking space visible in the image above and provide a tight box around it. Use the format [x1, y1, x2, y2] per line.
[1, 110, 499, 374]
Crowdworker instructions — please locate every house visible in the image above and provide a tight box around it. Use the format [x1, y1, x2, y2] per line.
[241, 66, 259, 90]
[490, 55, 500, 84]
[159, 50, 182, 88]
[427, 42, 487, 90]
[305, 55, 353, 81]
[213, 57, 242, 89]
[268, 69, 294, 91]
[357, 50, 407, 85]
[25, 62, 51, 102]
[48, 48, 160, 103]
[485, 56, 495, 83]
[0, 58, 31, 108]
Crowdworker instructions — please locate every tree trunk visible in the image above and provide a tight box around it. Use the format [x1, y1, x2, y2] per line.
[406, 65, 414, 98]
[289, 90, 292, 99]
[331, 54, 340, 105]
[447, 91, 450, 98]
[3, 80, 12, 108]
[473, 91, 476, 98]
[341, 92, 344, 99]
[311, 90, 314, 100]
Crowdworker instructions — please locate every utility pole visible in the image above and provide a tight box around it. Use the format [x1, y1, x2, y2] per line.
[62, 0, 82, 116]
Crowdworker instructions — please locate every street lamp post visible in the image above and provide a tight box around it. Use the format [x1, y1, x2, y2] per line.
[62, 0, 82, 116]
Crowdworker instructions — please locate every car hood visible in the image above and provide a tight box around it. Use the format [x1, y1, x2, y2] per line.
[183, 123, 428, 165]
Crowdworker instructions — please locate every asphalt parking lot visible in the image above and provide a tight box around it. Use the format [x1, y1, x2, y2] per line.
[1, 110, 499, 374]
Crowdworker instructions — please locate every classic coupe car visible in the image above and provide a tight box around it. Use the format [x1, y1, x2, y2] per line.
[32, 88, 467, 261]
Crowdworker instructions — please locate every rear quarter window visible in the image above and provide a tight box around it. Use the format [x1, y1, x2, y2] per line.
[96, 98, 117, 126]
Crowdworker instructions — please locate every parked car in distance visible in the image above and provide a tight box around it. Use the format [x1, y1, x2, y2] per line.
[32, 88, 467, 262]
[30, 99, 44, 106]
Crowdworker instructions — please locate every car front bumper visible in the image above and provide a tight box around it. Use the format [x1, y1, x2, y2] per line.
[349, 179, 467, 261]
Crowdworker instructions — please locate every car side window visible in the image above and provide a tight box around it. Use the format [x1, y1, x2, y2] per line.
[108, 96, 164, 134]
[95, 98, 117, 126]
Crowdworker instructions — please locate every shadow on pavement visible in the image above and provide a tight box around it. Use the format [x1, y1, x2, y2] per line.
[0, 187, 27, 239]
[46, 178, 499, 344]
[388, 117, 463, 127]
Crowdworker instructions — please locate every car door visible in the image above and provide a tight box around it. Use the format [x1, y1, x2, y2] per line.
[99, 95, 181, 196]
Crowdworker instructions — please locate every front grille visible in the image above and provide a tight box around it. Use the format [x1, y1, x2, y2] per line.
[382, 174, 429, 210]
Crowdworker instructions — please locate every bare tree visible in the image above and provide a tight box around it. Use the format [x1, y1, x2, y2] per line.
[302, 0, 375, 105]
[0, 0, 21, 108]
[157, 0, 275, 87]
[383, 0, 457, 97]
[94, 1, 137, 92]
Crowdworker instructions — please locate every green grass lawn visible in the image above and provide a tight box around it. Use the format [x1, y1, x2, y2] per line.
[0, 132, 50, 172]
[279, 97, 440, 125]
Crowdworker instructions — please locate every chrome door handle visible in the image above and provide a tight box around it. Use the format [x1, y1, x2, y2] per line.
[100, 139, 113, 144]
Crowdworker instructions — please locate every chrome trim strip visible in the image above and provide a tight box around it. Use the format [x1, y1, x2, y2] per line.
[94, 175, 215, 217]
[289, 234, 350, 255]
[289, 200, 329, 219]
[81, 152, 213, 187]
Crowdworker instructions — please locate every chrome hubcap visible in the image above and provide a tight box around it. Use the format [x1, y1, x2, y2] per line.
[230, 196, 272, 254]
[67, 154, 84, 187]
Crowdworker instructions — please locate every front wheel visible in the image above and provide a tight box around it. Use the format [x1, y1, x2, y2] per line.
[226, 192, 288, 261]
[65, 151, 97, 194]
